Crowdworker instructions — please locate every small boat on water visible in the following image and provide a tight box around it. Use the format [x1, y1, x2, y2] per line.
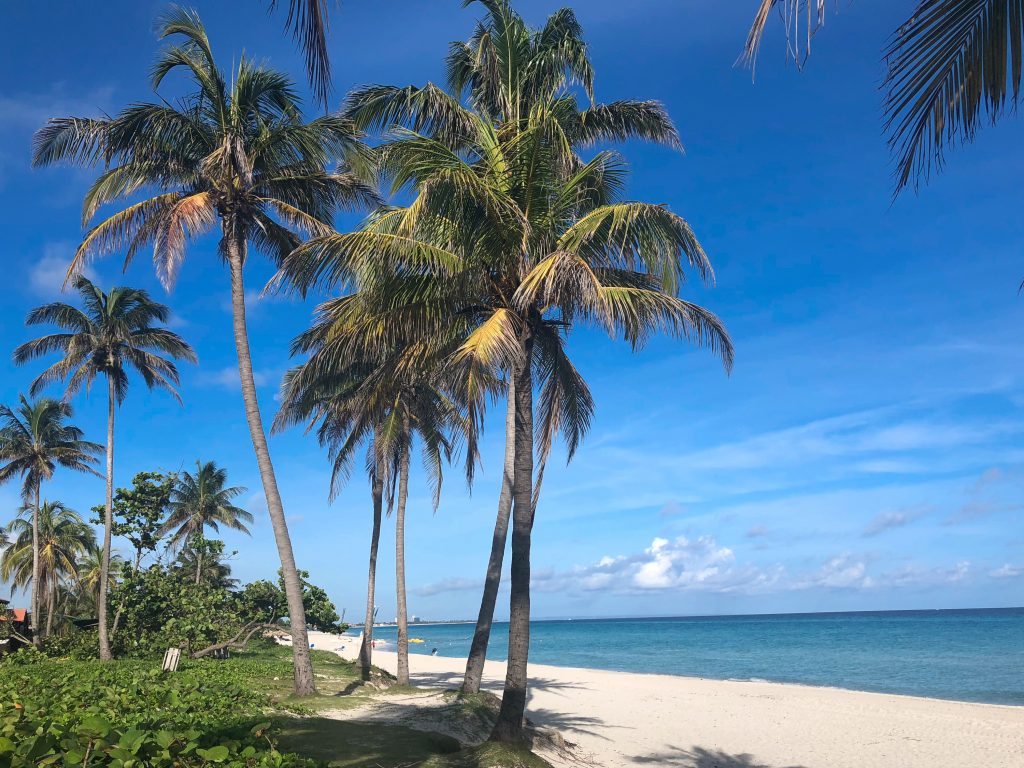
[410, 638, 425, 644]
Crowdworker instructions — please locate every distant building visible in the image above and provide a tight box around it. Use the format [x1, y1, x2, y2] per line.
[412, 615, 421, 624]
[0, 601, 31, 655]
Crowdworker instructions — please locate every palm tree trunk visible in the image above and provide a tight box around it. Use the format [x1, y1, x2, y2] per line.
[44, 577, 55, 638]
[358, 458, 384, 680]
[225, 223, 315, 697]
[31, 480, 40, 647]
[395, 432, 412, 686]
[97, 374, 115, 661]
[462, 377, 516, 694]
[491, 336, 535, 743]
[195, 549, 203, 585]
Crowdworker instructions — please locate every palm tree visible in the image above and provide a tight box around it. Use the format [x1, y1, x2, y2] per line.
[32, 7, 377, 695]
[280, 1, 733, 739]
[72, 545, 124, 618]
[743, 1, 1024, 194]
[0, 397, 101, 644]
[1, 501, 96, 638]
[160, 461, 253, 584]
[276, 308, 475, 685]
[14, 276, 195, 660]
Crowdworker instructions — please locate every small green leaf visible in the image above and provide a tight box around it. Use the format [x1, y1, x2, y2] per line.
[78, 715, 111, 738]
[196, 744, 231, 762]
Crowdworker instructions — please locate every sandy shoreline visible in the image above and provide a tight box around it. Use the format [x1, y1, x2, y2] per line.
[304, 631, 1024, 768]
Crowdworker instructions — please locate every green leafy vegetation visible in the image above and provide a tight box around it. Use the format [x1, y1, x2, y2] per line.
[0, 650, 313, 767]
[0, 642, 547, 767]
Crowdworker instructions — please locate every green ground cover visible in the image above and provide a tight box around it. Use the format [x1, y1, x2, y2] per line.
[0, 641, 550, 767]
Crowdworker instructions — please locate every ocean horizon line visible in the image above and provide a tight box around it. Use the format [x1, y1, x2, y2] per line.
[363, 604, 1024, 627]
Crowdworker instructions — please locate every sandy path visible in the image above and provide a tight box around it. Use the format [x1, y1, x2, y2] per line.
[305, 631, 1024, 768]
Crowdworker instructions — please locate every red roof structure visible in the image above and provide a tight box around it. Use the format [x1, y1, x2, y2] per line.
[1, 608, 28, 623]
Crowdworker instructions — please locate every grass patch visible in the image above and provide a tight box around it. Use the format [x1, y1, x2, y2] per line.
[276, 717, 461, 767]
[423, 742, 554, 768]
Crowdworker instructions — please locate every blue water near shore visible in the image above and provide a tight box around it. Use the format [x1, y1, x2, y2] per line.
[370, 608, 1024, 705]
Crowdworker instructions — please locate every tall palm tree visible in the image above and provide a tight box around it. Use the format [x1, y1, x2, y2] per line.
[744, 0, 1024, 194]
[281, 1, 732, 739]
[0, 397, 101, 644]
[1, 501, 96, 638]
[160, 460, 253, 584]
[32, 7, 377, 695]
[14, 276, 195, 660]
[276, 309, 475, 685]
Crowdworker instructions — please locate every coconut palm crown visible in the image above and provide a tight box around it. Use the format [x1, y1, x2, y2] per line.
[161, 460, 253, 550]
[14, 276, 196, 403]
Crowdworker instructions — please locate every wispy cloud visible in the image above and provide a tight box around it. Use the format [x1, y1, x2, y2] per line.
[0, 85, 116, 133]
[945, 467, 1024, 524]
[862, 506, 930, 537]
[28, 242, 97, 297]
[414, 577, 484, 597]
[197, 366, 277, 390]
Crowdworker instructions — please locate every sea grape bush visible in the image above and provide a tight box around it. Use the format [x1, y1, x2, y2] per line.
[0, 654, 316, 767]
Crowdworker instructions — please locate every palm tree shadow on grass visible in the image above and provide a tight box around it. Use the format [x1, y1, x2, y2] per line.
[632, 746, 807, 768]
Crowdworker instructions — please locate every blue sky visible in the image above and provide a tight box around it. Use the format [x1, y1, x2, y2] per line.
[1, 0, 1022, 620]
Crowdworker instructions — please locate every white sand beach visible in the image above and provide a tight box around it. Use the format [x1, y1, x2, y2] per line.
[305, 630, 1024, 768]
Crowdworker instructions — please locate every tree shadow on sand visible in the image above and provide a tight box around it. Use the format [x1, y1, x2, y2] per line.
[631, 746, 807, 768]
[524, 707, 617, 741]
[407, 670, 589, 695]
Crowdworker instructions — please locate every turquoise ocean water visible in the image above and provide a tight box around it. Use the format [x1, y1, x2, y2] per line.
[370, 608, 1023, 705]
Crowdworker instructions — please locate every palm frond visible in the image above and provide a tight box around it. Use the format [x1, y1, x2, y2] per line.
[884, 0, 1024, 194]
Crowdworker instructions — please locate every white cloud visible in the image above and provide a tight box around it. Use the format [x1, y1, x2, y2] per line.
[991, 564, 1024, 579]
[529, 535, 783, 596]
[28, 242, 98, 297]
[795, 555, 873, 590]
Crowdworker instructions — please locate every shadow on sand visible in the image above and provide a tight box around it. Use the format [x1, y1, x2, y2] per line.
[408, 670, 590, 695]
[631, 746, 807, 768]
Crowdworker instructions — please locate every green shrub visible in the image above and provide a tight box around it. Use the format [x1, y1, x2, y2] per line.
[0, 655, 317, 767]
[41, 628, 100, 660]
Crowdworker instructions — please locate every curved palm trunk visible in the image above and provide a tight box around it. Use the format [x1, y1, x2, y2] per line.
[358, 462, 385, 680]
[195, 550, 203, 585]
[491, 337, 535, 743]
[225, 226, 315, 697]
[31, 480, 40, 647]
[98, 374, 115, 660]
[462, 378, 516, 694]
[395, 435, 412, 686]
